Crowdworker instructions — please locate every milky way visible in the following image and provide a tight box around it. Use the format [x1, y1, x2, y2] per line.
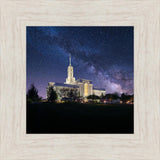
[27, 27, 133, 98]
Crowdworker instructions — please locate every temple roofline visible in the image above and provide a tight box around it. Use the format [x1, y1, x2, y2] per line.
[54, 82, 78, 88]
[93, 87, 105, 91]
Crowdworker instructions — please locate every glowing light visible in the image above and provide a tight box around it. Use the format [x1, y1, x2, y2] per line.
[84, 83, 88, 97]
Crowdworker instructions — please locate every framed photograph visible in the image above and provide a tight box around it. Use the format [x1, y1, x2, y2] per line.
[27, 26, 134, 134]
[0, 0, 160, 159]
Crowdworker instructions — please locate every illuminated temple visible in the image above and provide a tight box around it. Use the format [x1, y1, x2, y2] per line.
[47, 54, 106, 99]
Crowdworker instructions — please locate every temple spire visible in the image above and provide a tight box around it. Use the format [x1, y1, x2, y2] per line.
[65, 53, 75, 84]
[69, 53, 71, 65]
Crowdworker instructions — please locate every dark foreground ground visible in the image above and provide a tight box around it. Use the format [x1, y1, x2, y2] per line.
[27, 102, 133, 134]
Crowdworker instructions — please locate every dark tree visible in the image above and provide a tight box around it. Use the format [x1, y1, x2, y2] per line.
[100, 93, 105, 99]
[60, 87, 79, 100]
[104, 93, 119, 100]
[68, 88, 78, 100]
[87, 94, 100, 100]
[121, 93, 134, 103]
[60, 88, 69, 97]
[27, 84, 41, 102]
[68, 89, 74, 98]
[47, 87, 58, 102]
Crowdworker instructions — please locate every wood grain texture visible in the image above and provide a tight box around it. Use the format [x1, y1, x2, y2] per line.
[0, 0, 160, 159]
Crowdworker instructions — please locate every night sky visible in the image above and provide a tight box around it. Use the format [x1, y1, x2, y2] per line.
[27, 27, 133, 98]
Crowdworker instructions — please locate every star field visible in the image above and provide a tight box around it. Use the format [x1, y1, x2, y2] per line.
[27, 26, 133, 98]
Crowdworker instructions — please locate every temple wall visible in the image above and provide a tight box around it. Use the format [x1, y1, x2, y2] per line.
[93, 90, 106, 97]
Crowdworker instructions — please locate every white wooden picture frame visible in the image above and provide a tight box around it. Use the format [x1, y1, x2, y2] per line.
[0, 0, 160, 159]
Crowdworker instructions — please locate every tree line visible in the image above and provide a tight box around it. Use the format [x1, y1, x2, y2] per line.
[27, 84, 133, 103]
[27, 84, 58, 103]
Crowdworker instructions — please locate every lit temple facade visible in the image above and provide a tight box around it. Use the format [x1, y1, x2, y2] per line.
[47, 54, 106, 99]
